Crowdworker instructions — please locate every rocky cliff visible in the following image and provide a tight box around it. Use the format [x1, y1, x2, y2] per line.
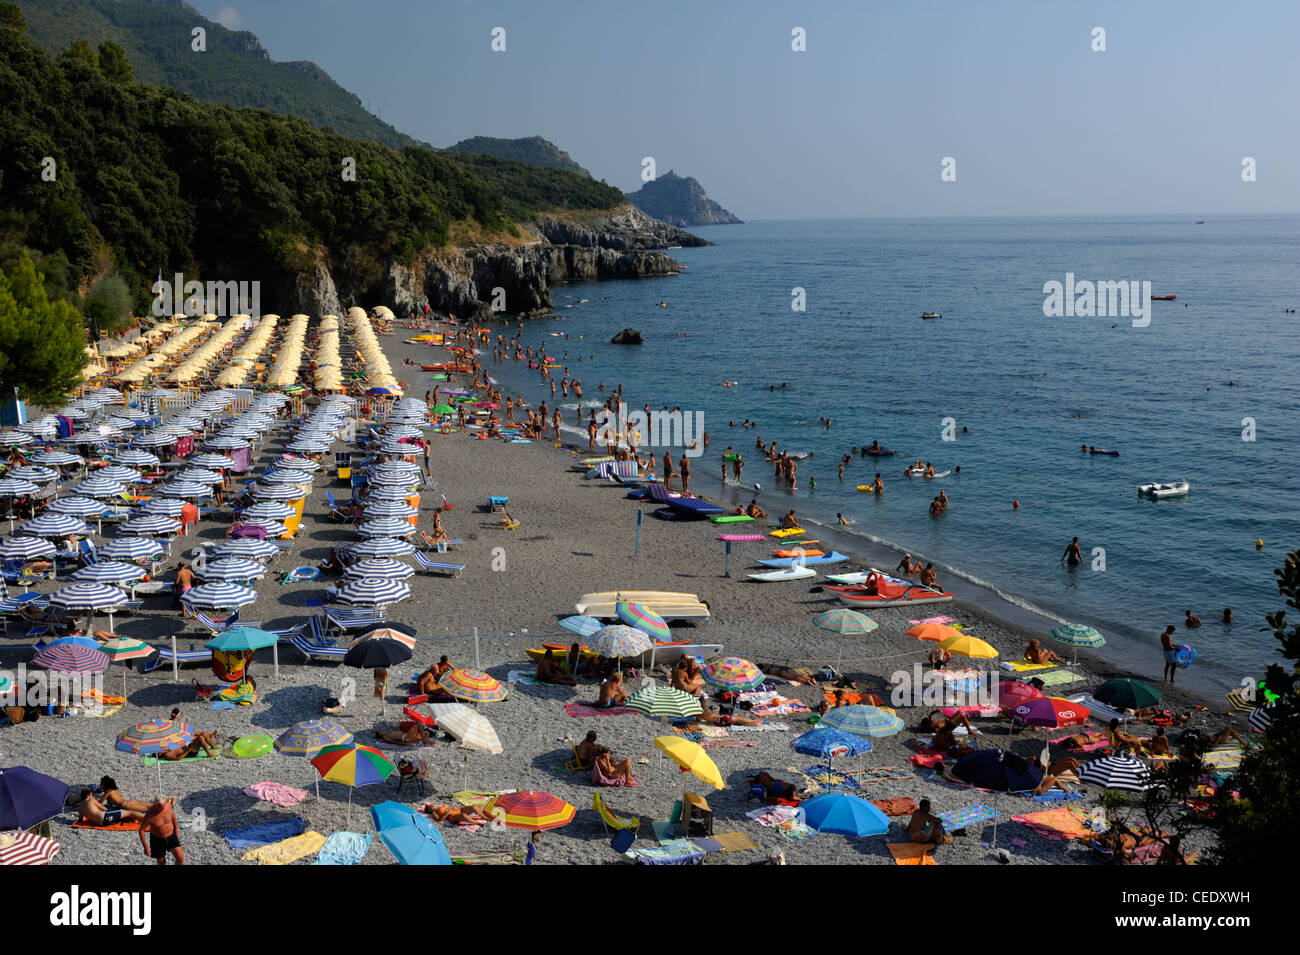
[284, 205, 707, 321]
[625, 171, 742, 227]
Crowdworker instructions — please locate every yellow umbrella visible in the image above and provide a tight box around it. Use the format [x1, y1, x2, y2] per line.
[653, 736, 723, 790]
[937, 634, 998, 659]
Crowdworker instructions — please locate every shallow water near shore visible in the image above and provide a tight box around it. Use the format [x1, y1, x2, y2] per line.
[486, 214, 1300, 694]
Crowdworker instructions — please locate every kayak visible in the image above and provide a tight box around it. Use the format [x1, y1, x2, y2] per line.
[1138, 480, 1189, 498]
[748, 566, 817, 582]
[756, 551, 849, 568]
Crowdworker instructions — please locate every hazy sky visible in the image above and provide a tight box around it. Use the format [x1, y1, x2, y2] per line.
[192, 0, 1299, 219]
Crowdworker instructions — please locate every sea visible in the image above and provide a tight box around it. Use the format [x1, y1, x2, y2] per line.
[485, 215, 1300, 695]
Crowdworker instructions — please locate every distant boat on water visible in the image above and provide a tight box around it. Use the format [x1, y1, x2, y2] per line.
[1151, 294, 1177, 301]
[921, 312, 941, 320]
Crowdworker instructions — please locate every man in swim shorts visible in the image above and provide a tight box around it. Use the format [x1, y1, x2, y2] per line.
[140, 799, 184, 865]
[1160, 625, 1178, 683]
[908, 799, 951, 845]
[77, 789, 146, 827]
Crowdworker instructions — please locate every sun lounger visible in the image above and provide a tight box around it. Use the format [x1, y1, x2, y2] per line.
[412, 552, 466, 576]
[290, 628, 348, 662]
[141, 642, 213, 674]
[325, 607, 385, 631]
[1067, 693, 1126, 723]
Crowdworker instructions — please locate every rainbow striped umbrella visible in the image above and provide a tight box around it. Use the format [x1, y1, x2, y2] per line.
[484, 790, 575, 831]
[616, 602, 671, 641]
[588, 625, 653, 659]
[819, 704, 904, 738]
[311, 743, 396, 819]
[703, 656, 765, 691]
[427, 703, 503, 754]
[32, 639, 110, 675]
[815, 608, 878, 633]
[98, 636, 157, 696]
[438, 668, 507, 703]
[116, 719, 194, 754]
[0, 831, 60, 865]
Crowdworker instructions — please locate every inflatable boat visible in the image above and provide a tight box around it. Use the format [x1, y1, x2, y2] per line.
[1138, 480, 1189, 498]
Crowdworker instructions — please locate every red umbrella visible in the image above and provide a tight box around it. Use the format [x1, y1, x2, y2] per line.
[997, 680, 1046, 710]
[1010, 697, 1090, 729]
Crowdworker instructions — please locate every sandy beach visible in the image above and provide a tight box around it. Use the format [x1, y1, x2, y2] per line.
[0, 324, 1248, 867]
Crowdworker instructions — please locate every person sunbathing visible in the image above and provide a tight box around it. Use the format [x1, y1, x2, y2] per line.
[423, 804, 494, 826]
[699, 699, 762, 727]
[908, 799, 951, 845]
[671, 659, 706, 698]
[158, 731, 221, 760]
[375, 722, 432, 746]
[929, 711, 974, 753]
[1058, 730, 1108, 750]
[1106, 719, 1147, 752]
[77, 789, 145, 827]
[536, 649, 576, 686]
[1033, 772, 1078, 796]
[1146, 727, 1171, 756]
[592, 746, 638, 786]
[748, 771, 798, 802]
[597, 673, 628, 708]
[1024, 639, 1063, 665]
[98, 776, 152, 814]
[758, 663, 816, 685]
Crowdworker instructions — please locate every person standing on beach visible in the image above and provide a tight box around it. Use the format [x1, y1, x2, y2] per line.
[1160, 625, 1178, 683]
[679, 455, 692, 494]
[1061, 537, 1083, 568]
[663, 451, 675, 490]
[140, 799, 184, 865]
[588, 418, 598, 451]
[733, 455, 743, 482]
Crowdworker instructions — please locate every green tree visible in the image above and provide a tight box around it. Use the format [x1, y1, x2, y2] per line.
[97, 41, 132, 84]
[1212, 549, 1300, 862]
[0, 2, 24, 32]
[81, 273, 133, 336]
[0, 253, 87, 404]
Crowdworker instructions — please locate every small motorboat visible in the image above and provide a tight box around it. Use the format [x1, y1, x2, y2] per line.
[921, 312, 942, 319]
[1151, 294, 1177, 301]
[1138, 480, 1190, 498]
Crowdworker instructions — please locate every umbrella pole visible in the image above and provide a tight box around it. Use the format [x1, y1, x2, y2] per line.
[474, 627, 480, 670]
[171, 635, 179, 683]
[273, 641, 279, 680]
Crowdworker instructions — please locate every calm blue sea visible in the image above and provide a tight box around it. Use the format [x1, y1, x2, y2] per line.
[490, 215, 1300, 692]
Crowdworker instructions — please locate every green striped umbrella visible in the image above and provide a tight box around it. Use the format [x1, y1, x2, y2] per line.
[625, 683, 704, 723]
[819, 705, 904, 738]
[1049, 623, 1105, 665]
[813, 608, 878, 634]
[98, 636, 158, 698]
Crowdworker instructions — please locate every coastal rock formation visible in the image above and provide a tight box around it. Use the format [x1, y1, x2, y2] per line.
[625, 171, 742, 228]
[446, 135, 591, 177]
[611, 328, 644, 345]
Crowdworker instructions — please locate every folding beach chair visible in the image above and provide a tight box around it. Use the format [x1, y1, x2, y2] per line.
[592, 792, 640, 836]
[290, 627, 348, 663]
[324, 607, 384, 632]
[564, 741, 594, 773]
[412, 552, 466, 577]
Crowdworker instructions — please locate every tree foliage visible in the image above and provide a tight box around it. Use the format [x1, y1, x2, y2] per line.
[0, 252, 87, 404]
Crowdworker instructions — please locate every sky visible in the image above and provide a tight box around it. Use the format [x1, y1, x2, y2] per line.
[191, 0, 1300, 220]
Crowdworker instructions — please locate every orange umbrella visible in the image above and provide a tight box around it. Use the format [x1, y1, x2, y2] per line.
[906, 623, 964, 643]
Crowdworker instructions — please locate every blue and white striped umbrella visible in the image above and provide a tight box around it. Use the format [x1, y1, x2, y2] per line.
[196, 557, 267, 581]
[30, 450, 82, 466]
[375, 440, 416, 455]
[252, 484, 303, 501]
[98, 537, 165, 561]
[76, 476, 128, 498]
[65, 431, 112, 446]
[365, 470, 418, 485]
[51, 582, 128, 611]
[558, 615, 604, 638]
[363, 485, 412, 501]
[259, 469, 313, 485]
[8, 466, 58, 483]
[0, 478, 39, 496]
[0, 432, 33, 447]
[356, 518, 417, 538]
[240, 519, 288, 537]
[188, 454, 236, 470]
[204, 436, 249, 450]
[345, 538, 415, 559]
[219, 426, 260, 438]
[0, 536, 55, 559]
[175, 468, 224, 484]
[1248, 705, 1273, 733]
[335, 577, 410, 607]
[119, 515, 181, 536]
[20, 513, 90, 538]
[381, 426, 422, 440]
[71, 560, 145, 584]
[242, 502, 294, 520]
[96, 466, 142, 483]
[103, 415, 138, 428]
[132, 431, 177, 447]
[111, 450, 160, 467]
[159, 481, 212, 498]
[180, 582, 258, 609]
[47, 496, 105, 516]
[138, 498, 185, 517]
[362, 501, 417, 518]
[369, 461, 421, 477]
[212, 539, 280, 560]
[271, 455, 320, 472]
[285, 439, 329, 453]
[345, 558, 414, 580]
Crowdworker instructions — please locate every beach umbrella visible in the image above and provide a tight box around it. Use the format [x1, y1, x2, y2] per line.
[996, 680, 1045, 710]
[588, 624, 653, 661]
[0, 432, 33, 447]
[99, 537, 165, 561]
[0, 478, 39, 496]
[952, 749, 1043, 792]
[20, 513, 90, 539]
[180, 582, 257, 610]
[117, 718, 196, 795]
[370, 801, 451, 865]
[1249, 705, 1273, 733]
[32, 639, 110, 675]
[8, 466, 58, 483]
[138, 498, 185, 517]
[0, 536, 54, 560]
[335, 577, 411, 609]
[361, 501, 417, 519]
[791, 727, 873, 760]
[1078, 754, 1151, 792]
[558, 614, 603, 638]
[484, 791, 575, 831]
[625, 683, 703, 722]
[158, 481, 212, 498]
[382, 426, 422, 440]
[236, 519, 289, 538]
[343, 636, 412, 671]
[50, 582, 128, 630]
[800, 792, 890, 837]
[1010, 697, 1090, 729]
[0, 766, 68, 830]
[814, 608, 879, 634]
[175, 467, 224, 484]
[616, 602, 672, 641]
[70, 560, 145, 593]
[431, 404, 455, 415]
[356, 518, 417, 538]
[98, 635, 158, 696]
[252, 484, 303, 502]
[76, 476, 128, 499]
[276, 720, 353, 755]
[206, 625, 280, 679]
[819, 705, 904, 738]
[285, 439, 328, 453]
[49, 496, 107, 518]
[345, 558, 414, 580]
[1095, 679, 1162, 711]
[30, 450, 82, 467]
[350, 627, 417, 653]
[271, 454, 319, 471]
[119, 515, 181, 536]
[131, 431, 177, 448]
[188, 453, 236, 470]
[212, 539, 280, 560]
[427, 702, 503, 754]
[260, 469, 313, 485]
[0, 830, 61, 865]
[111, 450, 160, 468]
[197, 557, 267, 582]
[311, 743, 396, 821]
[242, 502, 295, 521]
[204, 435, 249, 450]
[906, 622, 963, 643]
[364, 471, 417, 486]
[1050, 623, 1105, 664]
[438, 668, 507, 704]
[370, 460, 420, 476]
[345, 538, 415, 559]
[937, 634, 998, 659]
[653, 736, 724, 790]
[362, 486, 414, 503]
[702, 655, 765, 691]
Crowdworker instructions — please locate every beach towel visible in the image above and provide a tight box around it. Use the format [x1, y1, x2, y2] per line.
[753, 699, 811, 716]
[821, 691, 883, 708]
[243, 781, 309, 808]
[314, 831, 371, 865]
[452, 789, 512, 807]
[910, 752, 947, 769]
[872, 797, 919, 816]
[143, 750, 220, 766]
[887, 842, 938, 865]
[82, 689, 125, 706]
[223, 817, 306, 850]
[592, 761, 635, 788]
[506, 669, 543, 684]
[1000, 660, 1057, 673]
[80, 703, 123, 719]
[700, 738, 758, 750]
[936, 804, 998, 829]
[910, 616, 957, 626]
[1204, 747, 1244, 769]
[210, 701, 237, 710]
[694, 832, 759, 853]
[625, 838, 705, 866]
[73, 818, 142, 831]
[453, 849, 528, 865]
[943, 704, 1002, 718]
[732, 722, 789, 731]
[800, 765, 861, 791]
[1012, 808, 1093, 842]
[1037, 670, 1082, 687]
[1030, 789, 1084, 804]
[241, 830, 326, 865]
[1050, 733, 1110, 753]
[565, 702, 635, 717]
[775, 821, 817, 840]
[746, 805, 801, 827]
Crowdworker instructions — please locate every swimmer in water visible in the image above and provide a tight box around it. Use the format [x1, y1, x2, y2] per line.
[1061, 536, 1083, 568]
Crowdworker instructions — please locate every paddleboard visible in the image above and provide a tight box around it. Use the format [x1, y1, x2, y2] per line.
[756, 551, 849, 568]
[748, 566, 817, 582]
